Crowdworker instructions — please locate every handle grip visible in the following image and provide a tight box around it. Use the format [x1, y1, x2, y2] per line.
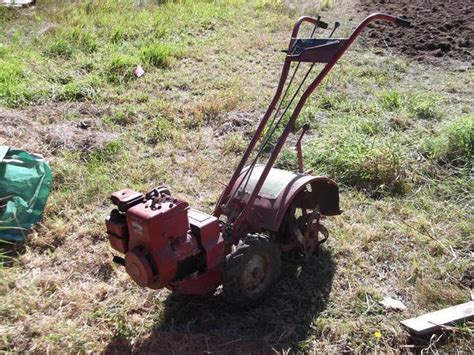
[395, 16, 411, 27]
[317, 20, 329, 29]
[291, 16, 328, 38]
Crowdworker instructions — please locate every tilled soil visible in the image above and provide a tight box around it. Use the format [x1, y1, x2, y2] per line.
[359, 0, 473, 68]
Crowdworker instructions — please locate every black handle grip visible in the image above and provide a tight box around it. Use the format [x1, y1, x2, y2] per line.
[318, 20, 329, 29]
[395, 16, 411, 27]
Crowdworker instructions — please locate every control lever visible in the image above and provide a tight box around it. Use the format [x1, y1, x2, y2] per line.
[329, 21, 341, 38]
[309, 16, 322, 38]
[296, 124, 310, 173]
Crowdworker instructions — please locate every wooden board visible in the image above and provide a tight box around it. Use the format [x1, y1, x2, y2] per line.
[401, 301, 474, 335]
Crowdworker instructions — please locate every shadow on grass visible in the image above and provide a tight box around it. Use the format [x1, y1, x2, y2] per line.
[0, 240, 25, 268]
[104, 248, 335, 353]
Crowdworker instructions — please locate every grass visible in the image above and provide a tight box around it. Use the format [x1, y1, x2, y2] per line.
[141, 43, 178, 68]
[1, 0, 473, 353]
[105, 53, 140, 84]
[423, 114, 473, 168]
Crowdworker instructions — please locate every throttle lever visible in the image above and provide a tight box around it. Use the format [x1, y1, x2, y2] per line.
[329, 21, 341, 38]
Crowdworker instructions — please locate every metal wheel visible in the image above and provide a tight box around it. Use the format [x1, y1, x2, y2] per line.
[223, 234, 281, 307]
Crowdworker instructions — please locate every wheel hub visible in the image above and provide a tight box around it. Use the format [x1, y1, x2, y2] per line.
[243, 255, 268, 293]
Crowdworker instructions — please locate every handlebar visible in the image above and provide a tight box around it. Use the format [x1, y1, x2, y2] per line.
[215, 13, 412, 222]
[291, 16, 328, 38]
[290, 13, 411, 42]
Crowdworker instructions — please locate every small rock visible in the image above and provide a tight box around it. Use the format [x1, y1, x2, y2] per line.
[380, 297, 407, 311]
[77, 121, 91, 130]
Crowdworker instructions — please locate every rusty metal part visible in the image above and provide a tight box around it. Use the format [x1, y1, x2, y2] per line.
[125, 246, 154, 287]
[168, 267, 222, 295]
[226, 166, 339, 238]
[300, 209, 329, 258]
[106, 209, 129, 253]
[111, 188, 144, 212]
[296, 124, 310, 173]
[284, 205, 329, 258]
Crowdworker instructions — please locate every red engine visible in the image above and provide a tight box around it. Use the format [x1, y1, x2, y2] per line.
[106, 187, 225, 294]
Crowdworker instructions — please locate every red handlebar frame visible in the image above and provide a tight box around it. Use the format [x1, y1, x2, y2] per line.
[291, 16, 328, 38]
[214, 13, 404, 235]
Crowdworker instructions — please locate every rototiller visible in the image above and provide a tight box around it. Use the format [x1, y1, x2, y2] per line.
[105, 13, 410, 306]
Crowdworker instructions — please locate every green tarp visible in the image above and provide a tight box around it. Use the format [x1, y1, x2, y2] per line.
[0, 146, 52, 241]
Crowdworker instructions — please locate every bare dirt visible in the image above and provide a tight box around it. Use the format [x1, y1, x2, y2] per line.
[359, 0, 473, 68]
[0, 104, 117, 157]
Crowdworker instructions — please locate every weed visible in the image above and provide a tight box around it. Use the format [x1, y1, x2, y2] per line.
[423, 115, 474, 168]
[106, 105, 138, 126]
[46, 39, 74, 58]
[105, 54, 140, 84]
[55, 81, 98, 102]
[0, 239, 15, 268]
[255, 0, 285, 10]
[359, 116, 385, 136]
[0, 60, 44, 106]
[89, 140, 123, 164]
[0, 45, 7, 58]
[222, 132, 246, 154]
[319, 0, 334, 11]
[276, 147, 298, 171]
[0, 61, 24, 98]
[141, 43, 177, 68]
[146, 116, 173, 144]
[63, 27, 98, 53]
[301, 117, 407, 195]
[379, 90, 404, 112]
[191, 90, 240, 124]
[408, 94, 442, 119]
[111, 28, 125, 45]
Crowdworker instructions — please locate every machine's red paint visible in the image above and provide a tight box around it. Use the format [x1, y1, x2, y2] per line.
[188, 209, 225, 270]
[226, 168, 340, 233]
[168, 267, 222, 295]
[107, 189, 224, 294]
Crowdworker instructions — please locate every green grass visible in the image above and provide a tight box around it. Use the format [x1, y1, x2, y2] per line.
[105, 53, 140, 84]
[0, 0, 250, 106]
[0, 0, 472, 353]
[141, 43, 178, 68]
[46, 38, 74, 58]
[423, 115, 474, 167]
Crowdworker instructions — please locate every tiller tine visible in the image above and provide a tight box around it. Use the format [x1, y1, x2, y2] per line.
[302, 210, 329, 260]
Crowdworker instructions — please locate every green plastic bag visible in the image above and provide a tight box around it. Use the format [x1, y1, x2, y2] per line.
[0, 146, 52, 241]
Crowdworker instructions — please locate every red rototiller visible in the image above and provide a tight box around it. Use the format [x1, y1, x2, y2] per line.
[105, 13, 410, 306]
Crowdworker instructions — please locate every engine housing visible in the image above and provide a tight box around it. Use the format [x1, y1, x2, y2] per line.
[106, 188, 224, 292]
